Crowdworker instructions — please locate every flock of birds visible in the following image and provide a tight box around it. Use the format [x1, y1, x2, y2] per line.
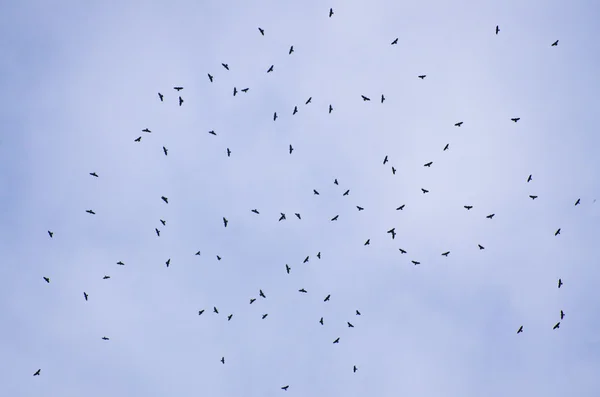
[35, 8, 579, 392]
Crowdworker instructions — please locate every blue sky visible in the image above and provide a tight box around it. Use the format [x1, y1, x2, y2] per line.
[2, 0, 600, 396]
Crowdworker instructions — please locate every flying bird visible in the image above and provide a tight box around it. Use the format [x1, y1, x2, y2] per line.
[329, 104, 333, 113]
[299, 288, 307, 293]
[551, 40, 559, 46]
[396, 205, 405, 210]
[250, 298, 256, 304]
[289, 46, 294, 54]
[267, 65, 274, 73]
[142, 128, 151, 133]
[227, 148, 231, 157]
[381, 94, 385, 103]
[353, 366, 358, 373]
[511, 117, 520, 122]
[279, 213, 286, 221]
[486, 214, 495, 219]
[282, 385, 289, 391]
[424, 162, 433, 167]
[214, 307, 219, 314]
[443, 144, 449, 151]
[173, 87, 183, 91]
[260, 289, 266, 298]
[418, 75, 426, 79]
[529, 195, 538, 200]
[329, 8, 334, 17]
[421, 188, 429, 194]
[217, 256, 222, 261]
[411, 260, 420, 265]
[555, 228, 561, 236]
[208, 130, 217, 135]
[43, 277, 50, 283]
[392, 167, 396, 175]
[155, 228, 160, 237]
[178, 96, 183, 106]
[478, 244, 485, 250]
[228, 314, 233, 321]
[195, 251, 201, 256]
[387, 228, 396, 239]
[161, 196, 168, 204]
[441, 251, 450, 257]
[158, 93, 163, 101]
[333, 337, 340, 344]
[575, 198, 580, 206]
[364, 239, 370, 246]
[305, 97, 312, 105]
[258, 27, 264, 35]
[86, 210, 95, 214]
[295, 213, 301, 219]
[517, 325, 523, 334]
[222, 63, 229, 70]
[165, 259, 170, 267]
[221, 357, 225, 364]
[241, 88, 249, 93]
[303, 256, 309, 263]
[357, 206, 364, 211]
[399, 248, 407, 254]
[356, 310, 361, 315]
[383, 155, 388, 164]
[223, 217, 228, 227]
[347, 322, 354, 328]
[455, 122, 463, 127]
[391, 38, 398, 45]
[208, 73, 213, 82]
[334, 179, 338, 185]
[527, 174, 532, 182]
[89, 172, 98, 177]
[117, 261, 125, 266]
[560, 310, 565, 320]
[319, 317, 324, 325]
[198, 310, 204, 315]
[331, 215, 339, 221]
[464, 205, 473, 210]
[103, 275, 110, 279]
[496, 25, 500, 35]
[324, 294, 331, 302]
[274, 112, 278, 121]
[293, 106, 298, 115]
[289, 144, 293, 154]
[286, 264, 291, 274]
[313, 189, 320, 195]
[343, 189, 350, 196]
[553, 322, 560, 329]
[233, 87, 237, 96]
[251, 209, 260, 214]
[161, 146, 168, 156]
[102, 336, 109, 340]
[33, 369, 41, 376]
[361, 95, 371, 101]
[134, 136, 141, 142]
[317, 252, 321, 259]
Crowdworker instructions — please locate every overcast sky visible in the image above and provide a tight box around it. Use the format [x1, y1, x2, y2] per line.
[2, 0, 600, 396]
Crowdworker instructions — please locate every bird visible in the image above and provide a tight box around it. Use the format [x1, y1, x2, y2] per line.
[364, 239, 370, 245]
[241, 88, 249, 93]
[89, 172, 98, 177]
[553, 322, 560, 329]
[279, 213, 286, 221]
[33, 369, 41, 376]
[486, 214, 495, 219]
[319, 317, 324, 325]
[274, 112, 278, 121]
[421, 188, 429, 194]
[496, 25, 500, 35]
[396, 205, 405, 210]
[83, 292, 88, 301]
[517, 325, 523, 334]
[293, 106, 298, 115]
[222, 63, 229, 70]
[208, 73, 213, 82]
[353, 366, 358, 373]
[305, 97, 312, 105]
[575, 198, 581, 206]
[43, 277, 50, 283]
[551, 40, 559, 46]
[173, 87, 183, 91]
[356, 310, 361, 315]
[343, 189, 350, 196]
[282, 385, 289, 391]
[478, 244, 485, 250]
[527, 174, 532, 182]
[223, 217, 228, 227]
[289, 144, 293, 154]
[134, 136, 141, 142]
[299, 288, 307, 293]
[214, 307, 219, 314]
[267, 65, 274, 73]
[357, 206, 364, 211]
[198, 310, 204, 315]
[102, 336, 109, 340]
[558, 279, 563, 288]
[333, 337, 340, 344]
[178, 96, 183, 106]
[155, 228, 160, 237]
[334, 178, 338, 185]
[258, 27, 264, 35]
[251, 209, 260, 214]
[424, 161, 433, 167]
[317, 252, 321, 259]
[227, 314, 233, 321]
[391, 38, 398, 45]
[361, 95, 371, 101]
[441, 251, 450, 257]
[161, 196, 168, 204]
[208, 130, 217, 136]
[260, 290, 266, 298]
[226, 148, 231, 157]
[165, 259, 170, 267]
[303, 256, 309, 263]
[250, 298, 256, 304]
[329, 8, 334, 17]
[103, 275, 110, 279]
[160, 219, 166, 226]
[195, 251, 201, 256]
[411, 260, 420, 265]
[347, 322, 354, 328]
[289, 46, 294, 54]
[262, 313, 269, 319]
[529, 195, 538, 200]
[392, 167, 396, 175]
[233, 87, 237, 96]
[511, 117, 520, 122]
[381, 94, 385, 103]
[555, 228, 561, 236]
[142, 128, 151, 133]
[313, 189, 320, 195]
[331, 215, 339, 221]
[443, 144, 449, 151]
[158, 93, 163, 101]
[221, 357, 225, 364]
[324, 294, 331, 302]
[387, 228, 396, 239]
[399, 248, 407, 254]
[418, 75, 426, 79]
[383, 155, 388, 164]
[560, 310, 565, 320]
[455, 122, 463, 127]
[329, 104, 333, 113]
[286, 264, 291, 274]
[464, 205, 473, 210]
[117, 261, 125, 265]
[295, 213, 301, 219]
[86, 210, 95, 214]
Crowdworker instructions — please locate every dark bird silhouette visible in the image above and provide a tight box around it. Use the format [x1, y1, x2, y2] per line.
[303, 256, 309, 263]
[199, 309, 204, 315]
[33, 369, 40, 376]
[43, 277, 50, 283]
[305, 97, 312, 105]
[228, 314, 233, 321]
[418, 75, 426, 79]
[443, 143, 449, 151]
[329, 104, 333, 113]
[361, 95, 370, 101]
[334, 179, 338, 185]
[158, 93, 163, 101]
[267, 65, 274, 73]
[295, 213, 301, 219]
[221, 357, 225, 364]
[399, 248, 407, 254]
[555, 228, 561, 236]
[331, 215, 339, 221]
[357, 206, 364, 211]
[222, 63, 229, 70]
[496, 25, 500, 35]
[161, 196, 168, 204]
[424, 162, 433, 167]
[343, 189, 350, 196]
[282, 385, 289, 391]
[527, 174, 532, 182]
[289, 144, 293, 154]
[364, 239, 370, 246]
[333, 337, 340, 344]
[289, 46, 294, 54]
[208, 73, 213, 82]
[173, 87, 183, 91]
[89, 172, 98, 177]
[464, 205, 473, 210]
[251, 209, 260, 214]
[391, 38, 398, 45]
[134, 136, 141, 142]
[208, 130, 217, 136]
[455, 122, 463, 127]
[486, 214, 495, 219]
[293, 106, 298, 115]
[165, 258, 170, 267]
[160, 219, 166, 226]
[86, 210, 95, 215]
[553, 322, 560, 329]
[383, 155, 388, 165]
[227, 148, 231, 157]
[258, 27, 264, 35]
[319, 317, 324, 325]
[329, 8, 334, 17]
[529, 195, 538, 200]
[286, 264, 291, 274]
[396, 205, 405, 210]
[411, 260, 420, 265]
[551, 40, 559, 46]
[162, 146, 168, 156]
[478, 244, 485, 250]
[250, 298, 256, 304]
[381, 94, 385, 103]
[356, 310, 361, 315]
[241, 88, 249, 93]
[117, 261, 125, 266]
[102, 336, 109, 340]
[317, 252, 321, 259]
[313, 189, 320, 195]
[511, 117, 520, 122]
[347, 322, 354, 328]
[155, 228, 160, 237]
[517, 325, 523, 334]
[142, 128, 151, 133]
[233, 87, 237, 96]
[178, 96, 183, 106]
[392, 167, 396, 175]
[442, 251, 450, 257]
[103, 275, 110, 279]
[353, 366, 358, 373]
[279, 213, 286, 221]
[324, 294, 331, 302]
[260, 289, 266, 298]
[299, 288, 307, 293]
[213, 307, 219, 314]
[195, 251, 201, 256]
[387, 228, 396, 239]
[575, 198, 581, 206]
[274, 112, 278, 121]
[217, 255, 222, 261]
[223, 217, 228, 227]
[561, 310, 565, 320]
[421, 188, 429, 194]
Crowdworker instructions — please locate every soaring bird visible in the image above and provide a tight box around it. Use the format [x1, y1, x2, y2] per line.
[221, 357, 225, 364]
[478, 244, 485, 250]
[241, 88, 249, 93]
[228, 314, 233, 321]
[227, 148, 231, 157]
[158, 93, 163, 101]
[441, 251, 450, 257]
[293, 106, 298, 115]
[551, 40, 559, 46]
[160, 219, 166, 226]
[313, 189, 320, 195]
[103, 275, 110, 279]
[361, 95, 371, 101]
[555, 228, 561, 236]
[455, 122, 463, 127]
[295, 213, 301, 219]
[387, 228, 396, 239]
[364, 239, 370, 246]
[286, 264, 291, 274]
[575, 198, 581, 206]
[165, 259, 170, 267]
[381, 94, 385, 103]
[527, 174, 532, 182]
[334, 178, 338, 185]
[134, 136, 141, 142]
[99, 336, 110, 341]
[399, 248, 407, 254]
[83, 292, 88, 301]
[155, 228, 160, 237]
[43, 277, 50, 283]
[560, 310, 565, 320]
[299, 288, 307, 293]
[33, 369, 41, 376]
[195, 251, 201, 256]
[333, 337, 340, 344]
[443, 143, 449, 151]
[319, 317, 324, 325]
[529, 195, 538, 200]
[396, 204, 405, 210]
[517, 325, 523, 334]
[347, 322, 354, 328]
[89, 172, 98, 177]
[303, 256, 309, 263]
[260, 289, 266, 298]
[511, 117, 520, 122]
[258, 27, 264, 35]
[289, 46, 294, 54]
[424, 162, 433, 167]
[357, 206, 364, 211]
[383, 155, 388, 164]
[251, 209, 260, 214]
[464, 205, 473, 210]
[208, 73, 213, 82]
[329, 104, 333, 113]
[250, 298, 256, 304]
[331, 215, 339, 221]
[391, 38, 398, 45]
[329, 8, 334, 17]
[178, 96, 183, 106]
[553, 322, 560, 329]
[117, 261, 125, 266]
[274, 112, 278, 121]
[353, 366, 358, 373]
[317, 252, 321, 259]
[324, 294, 331, 302]
[161, 196, 168, 204]
[279, 213, 286, 221]
[418, 75, 426, 79]
[305, 97, 312, 105]
[343, 189, 350, 196]
[217, 256, 222, 261]
[214, 307, 219, 314]
[86, 210, 95, 214]
[142, 128, 151, 133]
[411, 260, 420, 265]
[421, 188, 429, 194]
[233, 87, 237, 96]
[289, 144, 294, 154]
[486, 214, 495, 219]
[267, 65, 274, 73]
[222, 63, 229, 70]
[223, 217, 228, 227]
[198, 310, 204, 315]
[282, 386, 289, 391]
[496, 25, 500, 35]
[356, 310, 361, 315]
[173, 87, 183, 91]
[208, 130, 217, 135]
[392, 167, 396, 175]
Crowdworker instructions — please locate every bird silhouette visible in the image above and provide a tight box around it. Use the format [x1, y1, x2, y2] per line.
[217, 256, 222, 261]
[165, 259, 170, 267]
[560, 310, 565, 320]
[455, 122, 463, 127]
[305, 97, 312, 105]
[195, 251, 201, 256]
[117, 261, 125, 265]
[103, 275, 110, 279]
[161, 196, 168, 204]
[282, 385, 289, 391]
[331, 215, 339, 221]
[221, 357, 225, 364]
[289, 46, 294, 54]
[553, 322, 560, 329]
[329, 8, 334, 17]
[383, 155, 388, 164]
[295, 213, 301, 219]
[441, 251, 450, 257]
[575, 198, 581, 206]
[343, 189, 350, 196]
[511, 117, 520, 122]
[273, 112, 278, 121]
[267, 65, 274, 73]
[329, 104, 333, 113]
[173, 87, 183, 91]
[33, 369, 41, 376]
[551, 40, 559, 46]
[411, 260, 420, 265]
[227, 148, 231, 157]
[464, 205, 473, 210]
[357, 206, 364, 211]
[364, 239, 370, 245]
[250, 298, 256, 304]
[478, 244, 485, 250]
[279, 213, 286, 221]
[313, 189, 320, 195]
[347, 322, 354, 328]
[319, 317, 324, 325]
[353, 366, 358, 373]
[399, 248, 407, 254]
[158, 93, 163, 101]
[178, 96, 183, 106]
[555, 228, 561, 236]
[527, 174, 532, 182]
[529, 195, 538, 200]
[198, 310, 204, 315]
[356, 310, 361, 315]
[83, 292, 88, 301]
[418, 75, 426, 79]
[496, 25, 500, 34]
[324, 294, 331, 302]
[251, 209, 260, 214]
[317, 252, 321, 259]
[102, 336, 109, 340]
[293, 106, 298, 115]
[334, 179, 338, 185]
[361, 95, 371, 101]
[424, 162, 433, 167]
[134, 136, 141, 142]
[443, 144, 449, 151]
[258, 27, 264, 35]
[387, 228, 396, 239]
[303, 256, 309, 263]
[214, 307, 219, 314]
[289, 144, 293, 154]
[241, 88, 249, 93]
[260, 289, 266, 298]
[517, 325, 523, 334]
[233, 87, 237, 96]
[142, 128, 151, 133]
[391, 38, 398, 45]
[392, 167, 396, 175]
[333, 337, 340, 344]
[487, 214, 495, 219]
[222, 63, 229, 70]
[160, 219, 166, 226]
[286, 264, 291, 274]
[208, 130, 217, 136]
[228, 314, 233, 321]
[421, 188, 429, 194]
[43, 277, 50, 283]
[299, 288, 307, 293]
[381, 94, 385, 103]
[86, 210, 95, 214]
[208, 73, 213, 82]
[223, 217, 228, 227]
[155, 228, 160, 237]
[89, 172, 98, 177]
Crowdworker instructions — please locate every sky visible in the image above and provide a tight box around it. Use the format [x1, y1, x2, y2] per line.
[1, 0, 600, 396]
